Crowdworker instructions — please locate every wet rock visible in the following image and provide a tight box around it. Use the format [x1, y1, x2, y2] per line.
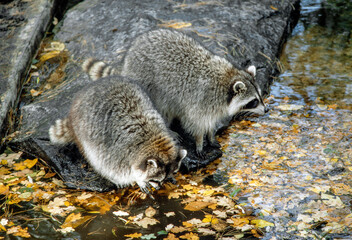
[10, 0, 300, 191]
[0, 0, 61, 140]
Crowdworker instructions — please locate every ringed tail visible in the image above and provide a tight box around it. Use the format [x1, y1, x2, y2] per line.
[82, 58, 116, 81]
[49, 118, 73, 144]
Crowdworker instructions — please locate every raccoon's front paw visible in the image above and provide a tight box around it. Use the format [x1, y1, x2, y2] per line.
[196, 149, 206, 159]
[149, 181, 161, 190]
[209, 140, 221, 149]
[138, 182, 152, 194]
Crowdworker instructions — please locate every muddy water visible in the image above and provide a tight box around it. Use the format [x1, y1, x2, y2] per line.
[217, 0, 352, 239]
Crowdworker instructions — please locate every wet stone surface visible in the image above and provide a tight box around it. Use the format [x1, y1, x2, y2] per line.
[9, 0, 300, 191]
[0, 0, 59, 139]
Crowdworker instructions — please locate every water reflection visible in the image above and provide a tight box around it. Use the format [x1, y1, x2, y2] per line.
[275, 0, 352, 109]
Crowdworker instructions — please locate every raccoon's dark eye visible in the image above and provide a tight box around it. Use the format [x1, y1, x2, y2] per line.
[244, 99, 259, 109]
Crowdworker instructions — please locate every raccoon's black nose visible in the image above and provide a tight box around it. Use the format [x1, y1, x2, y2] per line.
[166, 176, 177, 185]
[265, 106, 269, 113]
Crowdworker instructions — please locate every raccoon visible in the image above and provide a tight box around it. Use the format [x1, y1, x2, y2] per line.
[84, 29, 268, 156]
[49, 76, 187, 193]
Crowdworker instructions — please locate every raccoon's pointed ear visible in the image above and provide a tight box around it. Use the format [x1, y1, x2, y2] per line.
[247, 65, 256, 77]
[147, 159, 158, 168]
[233, 81, 247, 94]
[179, 149, 187, 160]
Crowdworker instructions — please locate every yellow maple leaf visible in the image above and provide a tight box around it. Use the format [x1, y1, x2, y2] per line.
[24, 159, 38, 169]
[232, 217, 249, 227]
[202, 189, 215, 196]
[182, 221, 193, 228]
[164, 233, 179, 240]
[202, 215, 218, 224]
[182, 184, 193, 190]
[208, 203, 217, 210]
[180, 232, 199, 240]
[62, 213, 94, 229]
[251, 219, 274, 228]
[13, 162, 26, 171]
[0, 184, 9, 195]
[168, 191, 183, 199]
[62, 213, 82, 228]
[7, 226, 31, 238]
[124, 232, 142, 238]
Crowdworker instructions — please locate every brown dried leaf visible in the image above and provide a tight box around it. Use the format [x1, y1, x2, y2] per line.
[145, 206, 157, 218]
[184, 201, 212, 211]
[163, 233, 179, 240]
[134, 217, 159, 228]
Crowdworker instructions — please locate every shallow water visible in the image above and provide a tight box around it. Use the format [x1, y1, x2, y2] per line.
[217, 0, 352, 239]
[74, 1, 352, 239]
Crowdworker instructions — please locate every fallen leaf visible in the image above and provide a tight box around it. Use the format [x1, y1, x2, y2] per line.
[164, 233, 179, 240]
[61, 213, 93, 229]
[39, 51, 61, 62]
[165, 212, 175, 217]
[134, 217, 159, 228]
[113, 210, 129, 217]
[170, 226, 187, 233]
[321, 193, 345, 208]
[251, 219, 274, 228]
[168, 192, 183, 199]
[182, 221, 193, 228]
[145, 206, 157, 218]
[0, 185, 9, 195]
[202, 215, 219, 224]
[197, 228, 216, 235]
[141, 233, 157, 239]
[179, 232, 199, 240]
[213, 210, 227, 219]
[232, 218, 250, 227]
[184, 201, 212, 211]
[6, 226, 31, 238]
[125, 232, 142, 238]
[43, 172, 56, 178]
[0, 152, 22, 162]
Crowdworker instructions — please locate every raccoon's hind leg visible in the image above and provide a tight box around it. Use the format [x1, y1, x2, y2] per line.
[195, 134, 206, 158]
[207, 131, 221, 148]
[49, 118, 74, 144]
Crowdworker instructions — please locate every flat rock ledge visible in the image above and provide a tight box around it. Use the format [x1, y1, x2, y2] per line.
[9, 0, 300, 191]
[0, 0, 63, 139]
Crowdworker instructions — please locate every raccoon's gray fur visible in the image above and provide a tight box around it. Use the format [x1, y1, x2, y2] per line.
[49, 76, 187, 193]
[84, 29, 268, 155]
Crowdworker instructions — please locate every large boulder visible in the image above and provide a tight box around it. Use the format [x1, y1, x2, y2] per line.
[10, 0, 300, 191]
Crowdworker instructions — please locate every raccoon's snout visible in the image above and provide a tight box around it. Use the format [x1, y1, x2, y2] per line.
[166, 176, 177, 185]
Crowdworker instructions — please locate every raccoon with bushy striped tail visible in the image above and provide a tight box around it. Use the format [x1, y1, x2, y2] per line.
[49, 76, 187, 193]
[83, 29, 268, 156]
